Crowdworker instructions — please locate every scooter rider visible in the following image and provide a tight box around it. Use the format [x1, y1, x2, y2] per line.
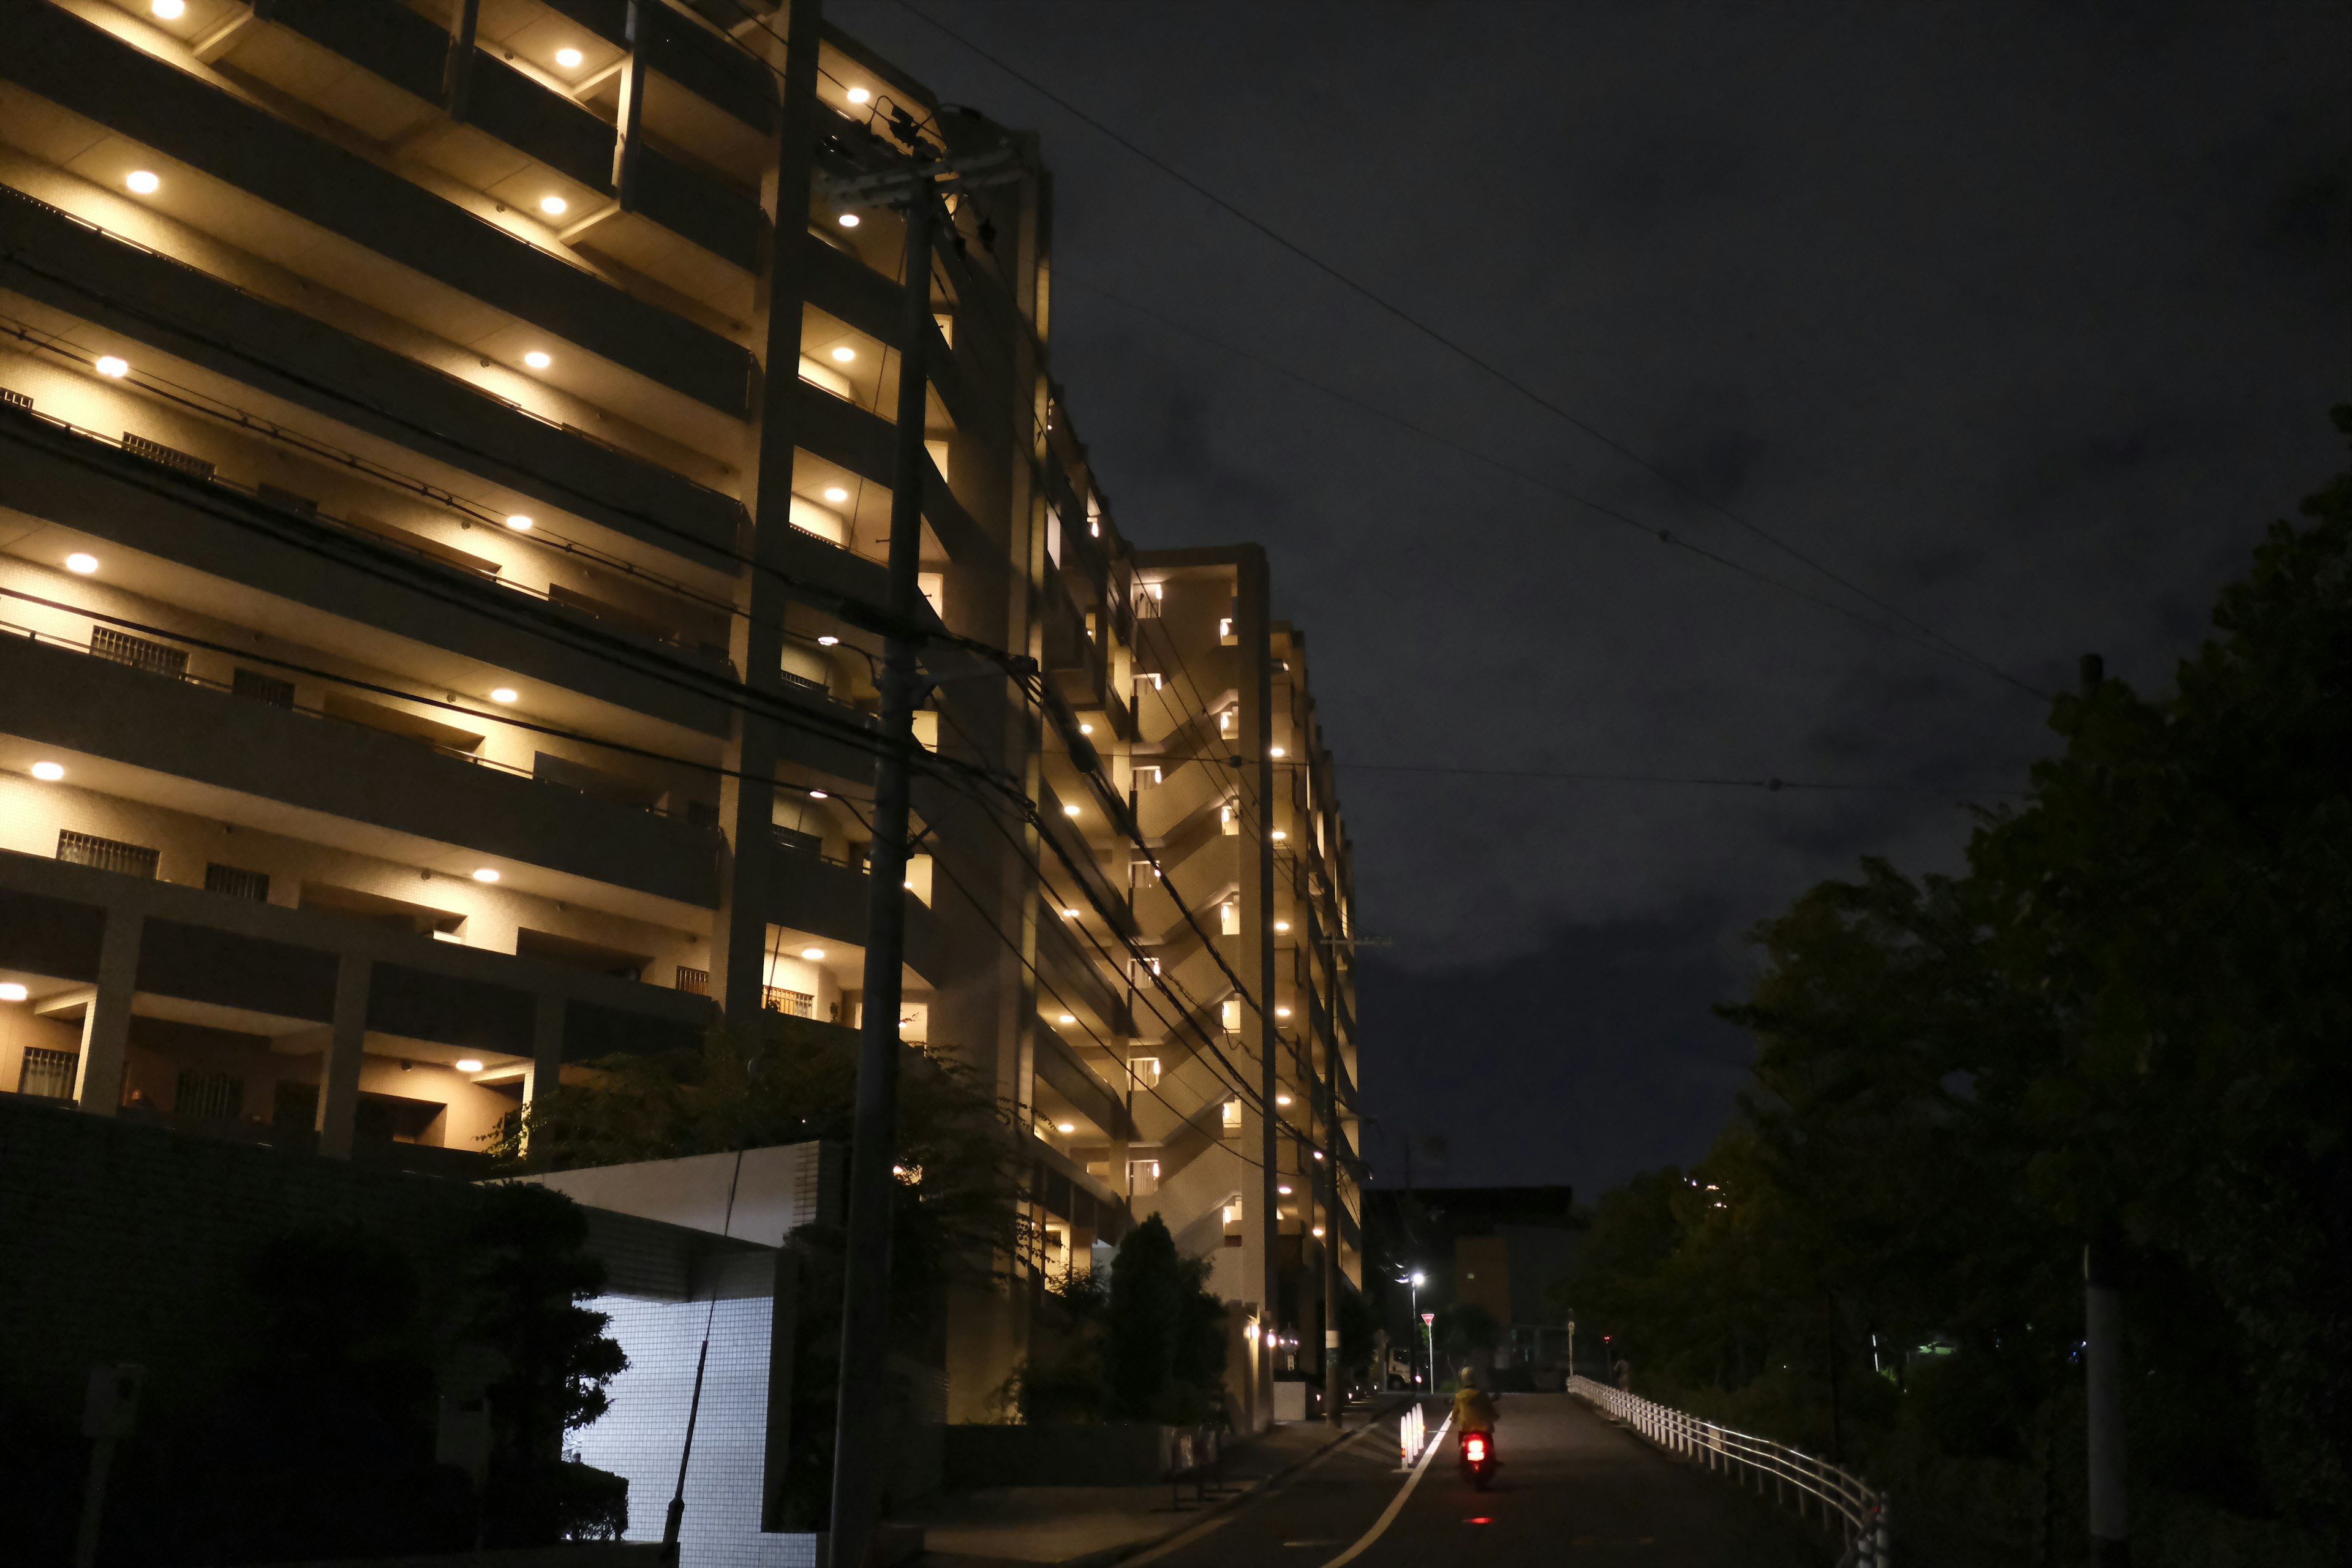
[1452, 1366, 1498, 1439]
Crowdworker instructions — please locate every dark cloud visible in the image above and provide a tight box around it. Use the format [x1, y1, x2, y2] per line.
[835, 0, 2351, 1196]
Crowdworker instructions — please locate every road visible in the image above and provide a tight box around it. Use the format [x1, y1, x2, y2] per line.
[1137, 1393, 1830, 1567]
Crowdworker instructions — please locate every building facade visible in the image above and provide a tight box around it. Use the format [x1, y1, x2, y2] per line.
[0, 0, 1355, 1430]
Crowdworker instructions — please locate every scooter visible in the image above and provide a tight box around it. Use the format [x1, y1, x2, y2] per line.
[1458, 1427, 1496, 1491]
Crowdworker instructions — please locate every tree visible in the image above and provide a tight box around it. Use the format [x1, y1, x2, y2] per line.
[1574, 409, 2352, 1559]
[1104, 1216, 1229, 1425]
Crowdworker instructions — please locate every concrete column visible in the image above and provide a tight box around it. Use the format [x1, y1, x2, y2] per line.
[72, 909, 143, 1115]
[532, 992, 567, 1109]
[315, 954, 371, 1158]
[710, 0, 823, 1028]
[1235, 547, 1276, 1433]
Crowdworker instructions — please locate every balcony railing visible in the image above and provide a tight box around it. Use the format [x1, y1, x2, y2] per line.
[0, 614, 712, 828]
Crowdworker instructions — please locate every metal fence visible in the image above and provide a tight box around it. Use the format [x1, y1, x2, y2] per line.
[1567, 1376, 1890, 1567]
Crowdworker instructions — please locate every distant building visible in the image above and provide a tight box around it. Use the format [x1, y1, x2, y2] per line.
[1369, 1184, 1581, 1384]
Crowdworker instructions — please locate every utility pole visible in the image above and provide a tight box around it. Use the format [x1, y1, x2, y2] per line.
[818, 130, 1019, 1568]
[1321, 1032, 1344, 1427]
[2076, 652, 2128, 1568]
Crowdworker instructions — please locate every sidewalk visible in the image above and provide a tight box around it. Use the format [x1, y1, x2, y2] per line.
[900, 1400, 1401, 1567]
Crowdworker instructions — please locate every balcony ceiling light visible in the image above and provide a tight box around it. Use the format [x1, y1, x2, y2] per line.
[846, 86, 872, 105]
[540, 195, 568, 217]
[1313, 1224, 1326, 1238]
[1270, 745, 1286, 758]
[1057, 1012, 1076, 1025]
[1276, 1005, 1294, 1017]
[1274, 919, 1291, 932]
[1276, 1183, 1293, 1194]
[503, 514, 533, 530]
[126, 170, 160, 195]
[1056, 1121, 1076, 1134]
[489, 687, 518, 704]
[1062, 804, 1080, 817]
[151, 0, 184, 18]
[555, 47, 584, 68]
[1060, 907, 1080, 918]
[1270, 829, 1287, 841]
[1078, 722, 1093, 735]
[816, 634, 840, 646]
[830, 345, 857, 363]
[808, 788, 828, 799]
[1275, 1093, 1293, 1106]
[523, 351, 552, 369]
[472, 867, 500, 883]
[30, 761, 66, 782]
[65, 552, 99, 575]
[837, 213, 861, 228]
[800, 947, 826, 960]
[0, 982, 28, 1002]
[454, 1057, 485, 1072]
[94, 355, 129, 379]
[822, 485, 850, 503]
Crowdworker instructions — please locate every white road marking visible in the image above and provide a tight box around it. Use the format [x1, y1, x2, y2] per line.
[1318, 1411, 1454, 1568]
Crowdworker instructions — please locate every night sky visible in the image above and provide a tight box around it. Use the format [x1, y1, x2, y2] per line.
[832, 2, 2352, 1197]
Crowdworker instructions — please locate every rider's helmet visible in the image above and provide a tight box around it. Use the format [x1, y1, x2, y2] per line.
[1459, 1366, 1477, 1386]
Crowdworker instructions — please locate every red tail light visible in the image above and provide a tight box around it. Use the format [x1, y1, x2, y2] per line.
[1465, 1436, 1487, 1461]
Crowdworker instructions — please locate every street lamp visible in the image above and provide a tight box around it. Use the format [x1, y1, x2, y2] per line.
[1398, 1269, 1427, 1387]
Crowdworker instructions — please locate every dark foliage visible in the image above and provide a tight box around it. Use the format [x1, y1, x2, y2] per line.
[1560, 410, 2352, 1566]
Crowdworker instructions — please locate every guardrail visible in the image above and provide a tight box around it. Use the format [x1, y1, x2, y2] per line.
[1568, 1376, 1890, 1566]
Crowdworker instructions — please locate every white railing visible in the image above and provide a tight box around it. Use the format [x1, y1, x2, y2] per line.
[1398, 1402, 1430, 1468]
[1568, 1376, 1890, 1567]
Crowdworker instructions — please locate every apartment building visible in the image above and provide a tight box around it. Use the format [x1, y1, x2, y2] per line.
[0, 0, 1355, 1431]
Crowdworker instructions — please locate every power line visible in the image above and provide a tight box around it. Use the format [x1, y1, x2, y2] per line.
[882, 0, 2047, 702]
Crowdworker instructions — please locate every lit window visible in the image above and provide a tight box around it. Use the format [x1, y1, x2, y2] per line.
[523, 351, 552, 369]
[1223, 1099, 1243, 1131]
[822, 486, 850, 503]
[472, 868, 500, 883]
[555, 47, 584, 67]
[30, 761, 66, 782]
[489, 687, 518, 704]
[799, 946, 826, 960]
[126, 170, 159, 195]
[837, 213, 861, 228]
[1221, 999, 1241, 1031]
[540, 196, 568, 217]
[95, 355, 129, 379]
[504, 514, 533, 530]
[831, 345, 857, 363]
[1218, 617, 1233, 638]
[66, 552, 99, 575]
[1224, 1199, 1243, 1223]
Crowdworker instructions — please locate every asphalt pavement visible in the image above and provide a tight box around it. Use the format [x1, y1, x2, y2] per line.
[1135, 1393, 1831, 1568]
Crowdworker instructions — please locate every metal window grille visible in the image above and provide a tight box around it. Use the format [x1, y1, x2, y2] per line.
[778, 668, 829, 697]
[772, 825, 821, 854]
[175, 1069, 244, 1121]
[122, 432, 214, 478]
[1135, 582, 1163, 618]
[674, 965, 711, 996]
[204, 862, 270, 902]
[0, 386, 30, 410]
[232, 667, 296, 707]
[17, 1047, 77, 1099]
[57, 831, 160, 879]
[91, 626, 190, 679]
[762, 986, 815, 1018]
